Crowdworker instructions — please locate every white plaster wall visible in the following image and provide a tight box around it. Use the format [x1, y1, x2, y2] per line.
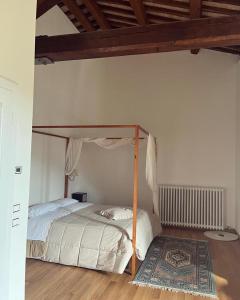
[32, 7, 238, 228]
[30, 6, 79, 205]
[30, 134, 66, 205]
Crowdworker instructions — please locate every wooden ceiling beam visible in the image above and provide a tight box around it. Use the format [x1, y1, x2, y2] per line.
[147, 16, 178, 23]
[143, 0, 189, 10]
[129, 0, 147, 25]
[102, 5, 188, 22]
[102, 8, 136, 20]
[35, 15, 240, 62]
[190, 0, 202, 54]
[63, 0, 95, 31]
[226, 45, 240, 51]
[37, 0, 61, 18]
[106, 15, 138, 26]
[146, 7, 188, 20]
[202, 5, 240, 16]
[205, 0, 240, 6]
[110, 20, 128, 28]
[210, 47, 240, 56]
[81, 0, 110, 29]
[190, 0, 202, 18]
[97, 1, 132, 12]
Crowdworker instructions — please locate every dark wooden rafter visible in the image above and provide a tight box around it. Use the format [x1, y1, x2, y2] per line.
[129, 0, 147, 25]
[206, 0, 240, 5]
[226, 45, 240, 51]
[35, 15, 240, 62]
[147, 15, 180, 24]
[202, 5, 240, 16]
[210, 45, 240, 56]
[146, 6, 188, 19]
[142, 0, 189, 10]
[106, 15, 138, 26]
[62, 0, 95, 31]
[190, 0, 202, 18]
[97, 0, 133, 11]
[81, 0, 110, 29]
[37, 0, 61, 18]
[108, 17, 138, 26]
[101, 7, 136, 20]
[190, 0, 202, 54]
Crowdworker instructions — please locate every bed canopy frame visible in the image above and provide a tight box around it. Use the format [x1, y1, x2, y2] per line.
[32, 124, 150, 277]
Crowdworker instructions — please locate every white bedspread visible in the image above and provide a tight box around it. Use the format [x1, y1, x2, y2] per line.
[27, 202, 93, 241]
[27, 203, 161, 273]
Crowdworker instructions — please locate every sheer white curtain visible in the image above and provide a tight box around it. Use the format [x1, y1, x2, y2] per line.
[65, 138, 84, 180]
[65, 137, 133, 180]
[146, 134, 159, 216]
[65, 135, 159, 215]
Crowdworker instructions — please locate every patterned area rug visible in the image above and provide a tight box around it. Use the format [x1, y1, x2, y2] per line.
[132, 236, 217, 298]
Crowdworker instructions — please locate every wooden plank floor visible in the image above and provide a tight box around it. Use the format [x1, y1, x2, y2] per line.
[25, 228, 240, 300]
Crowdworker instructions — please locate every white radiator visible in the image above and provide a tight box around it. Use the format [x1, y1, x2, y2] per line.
[160, 185, 224, 230]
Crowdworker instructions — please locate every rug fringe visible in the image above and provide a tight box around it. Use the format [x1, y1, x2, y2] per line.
[129, 281, 218, 299]
[161, 235, 209, 243]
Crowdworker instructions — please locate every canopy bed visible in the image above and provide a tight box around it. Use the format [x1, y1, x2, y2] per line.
[29, 124, 160, 277]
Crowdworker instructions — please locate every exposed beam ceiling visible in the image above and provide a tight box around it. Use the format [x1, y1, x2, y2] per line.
[35, 15, 240, 62]
[190, 0, 202, 55]
[36, 0, 240, 58]
[81, 0, 110, 30]
[129, 0, 147, 25]
[37, 0, 61, 18]
[62, 0, 95, 32]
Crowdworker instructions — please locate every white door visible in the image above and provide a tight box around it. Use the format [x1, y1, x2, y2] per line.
[1, 1, 36, 299]
[0, 77, 18, 300]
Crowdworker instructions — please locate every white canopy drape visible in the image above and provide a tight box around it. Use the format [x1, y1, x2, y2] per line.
[146, 134, 159, 216]
[65, 135, 159, 215]
[65, 138, 84, 180]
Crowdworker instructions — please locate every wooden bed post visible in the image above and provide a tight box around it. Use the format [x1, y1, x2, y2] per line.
[64, 138, 69, 198]
[131, 125, 139, 278]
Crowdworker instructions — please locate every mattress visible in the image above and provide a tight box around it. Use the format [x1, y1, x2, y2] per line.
[27, 203, 160, 274]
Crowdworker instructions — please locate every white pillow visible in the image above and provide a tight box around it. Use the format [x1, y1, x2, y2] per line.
[98, 207, 133, 220]
[28, 202, 58, 219]
[52, 198, 78, 208]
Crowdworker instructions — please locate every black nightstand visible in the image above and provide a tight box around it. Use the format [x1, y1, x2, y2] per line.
[72, 192, 87, 202]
